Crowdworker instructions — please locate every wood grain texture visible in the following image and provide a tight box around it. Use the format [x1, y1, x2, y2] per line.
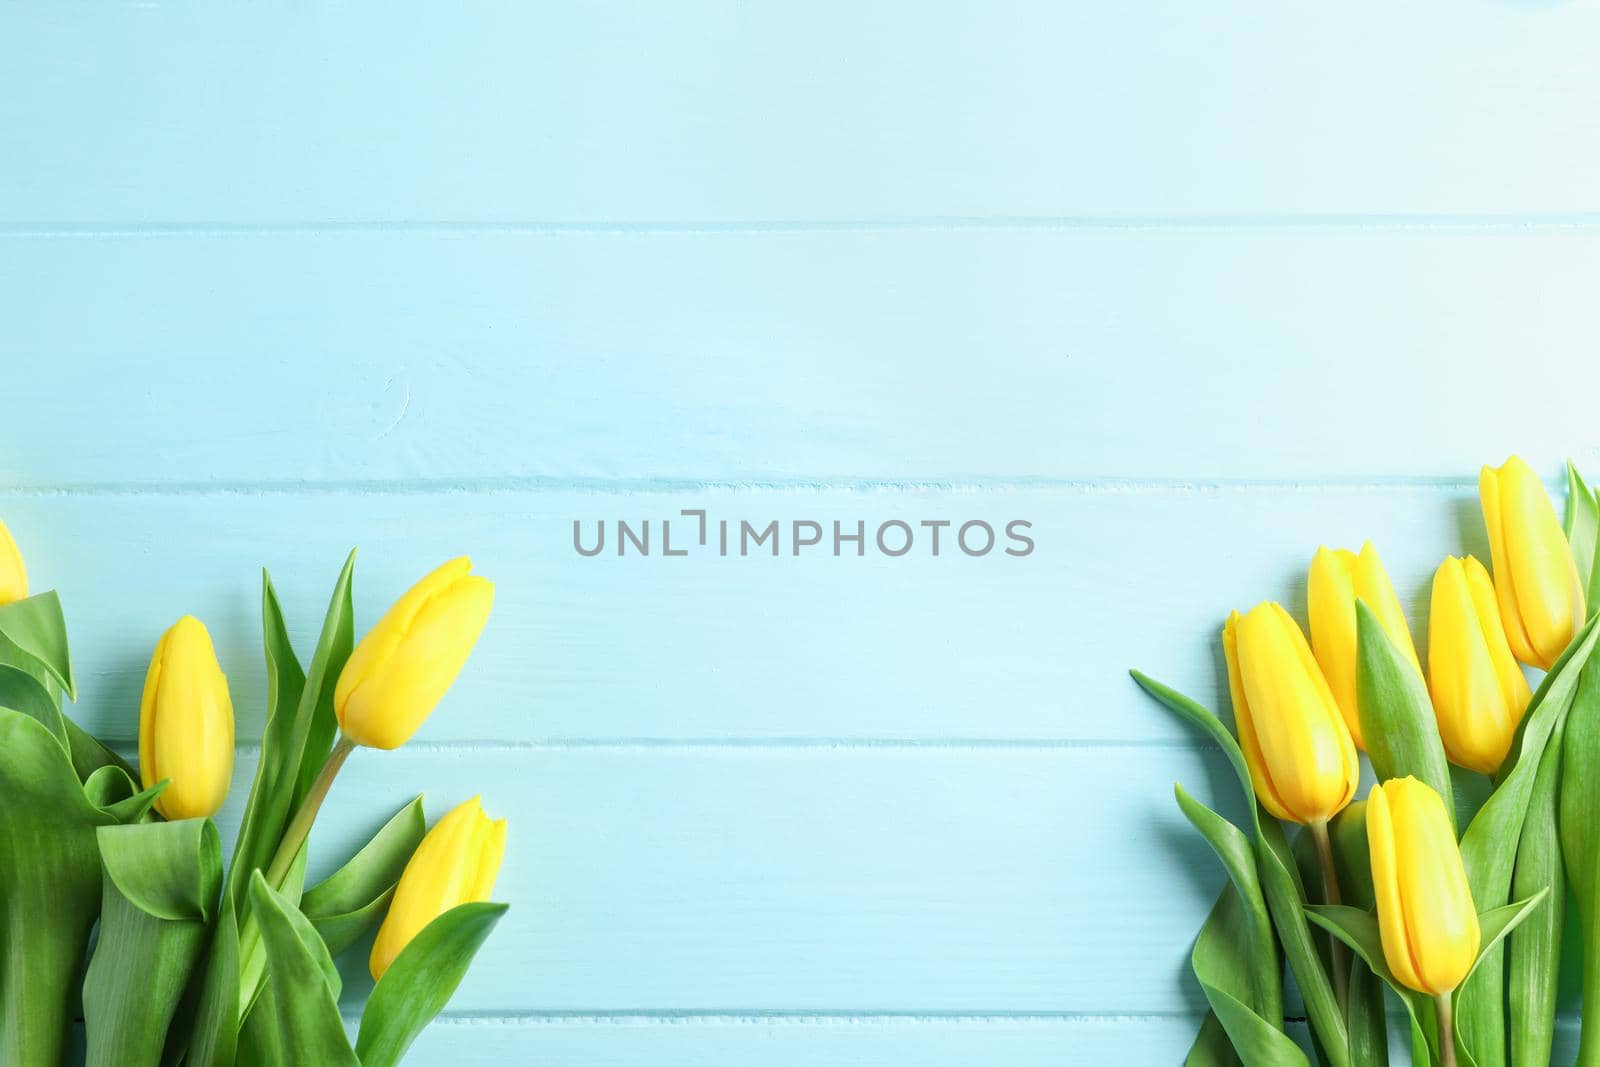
[5, 230, 1600, 487]
[4, 3, 1600, 223]
[387, 1015, 1203, 1064]
[1, 482, 1493, 745]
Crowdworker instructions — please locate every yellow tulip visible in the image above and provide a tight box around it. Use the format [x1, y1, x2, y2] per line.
[1367, 777, 1480, 995]
[1307, 541, 1422, 749]
[1480, 456, 1585, 669]
[0, 517, 27, 606]
[370, 795, 507, 979]
[334, 558, 494, 750]
[138, 616, 235, 820]
[1428, 556, 1533, 775]
[1223, 602, 1359, 825]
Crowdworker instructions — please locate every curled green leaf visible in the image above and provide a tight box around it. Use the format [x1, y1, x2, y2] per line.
[81, 819, 223, 1067]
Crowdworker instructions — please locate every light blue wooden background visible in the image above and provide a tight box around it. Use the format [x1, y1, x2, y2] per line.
[7, 2, 1600, 1062]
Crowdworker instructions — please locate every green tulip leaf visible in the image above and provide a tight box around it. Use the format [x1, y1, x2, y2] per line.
[1346, 960, 1389, 1067]
[1183, 1014, 1241, 1067]
[1305, 905, 1437, 1063]
[292, 550, 356, 806]
[1355, 601, 1454, 827]
[63, 711, 139, 784]
[239, 843, 310, 1021]
[0, 706, 119, 1064]
[224, 571, 310, 913]
[1132, 671, 1256, 822]
[1466, 890, 1550, 989]
[227, 556, 358, 1027]
[244, 871, 359, 1067]
[0, 661, 68, 748]
[1458, 613, 1600, 1067]
[1175, 785, 1282, 1029]
[1327, 803, 1388, 1066]
[84, 764, 165, 824]
[81, 819, 223, 1067]
[1559, 656, 1600, 1062]
[1202, 980, 1310, 1067]
[99, 819, 222, 922]
[0, 590, 75, 699]
[1566, 461, 1600, 610]
[1510, 702, 1569, 1067]
[356, 901, 509, 1067]
[183, 902, 240, 1067]
[302, 795, 427, 955]
[1132, 671, 1350, 1067]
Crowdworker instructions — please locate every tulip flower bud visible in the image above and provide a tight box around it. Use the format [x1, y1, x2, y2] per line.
[1307, 541, 1422, 749]
[1222, 602, 1359, 825]
[1428, 556, 1533, 775]
[1367, 777, 1480, 995]
[1480, 456, 1585, 669]
[138, 616, 235, 820]
[370, 795, 507, 980]
[335, 558, 494, 750]
[0, 517, 27, 606]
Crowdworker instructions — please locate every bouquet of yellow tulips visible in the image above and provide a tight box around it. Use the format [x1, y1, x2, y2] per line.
[1134, 456, 1600, 1067]
[0, 521, 508, 1067]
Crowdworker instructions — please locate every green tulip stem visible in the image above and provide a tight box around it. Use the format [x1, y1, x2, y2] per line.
[1436, 993, 1457, 1067]
[237, 735, 360, 1015]
[265, 735, 358, 889]
[1309, 818, 1350, 1017]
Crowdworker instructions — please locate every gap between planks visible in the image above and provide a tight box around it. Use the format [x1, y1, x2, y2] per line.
[0, 475, 1513, 498]
[9, 213, 1600, 238]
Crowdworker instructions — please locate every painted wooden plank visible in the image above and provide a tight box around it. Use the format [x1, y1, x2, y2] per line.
[218, 744, 1241, 1014]
[5, 230, 1600, 487]
[5, 4, 1600, 222]
[0, 482, 1498, 744]
[389, 1014, 1204, 1065]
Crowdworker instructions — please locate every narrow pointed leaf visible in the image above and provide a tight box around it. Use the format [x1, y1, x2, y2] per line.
[224, 572, 308, 912]
[1466, 891, 1551, 988]
[1356, 601, 1454, 827]
[302, 796, 426, 955]
[356, 902, 509, 1067]
[1567, 461, 1600, 610]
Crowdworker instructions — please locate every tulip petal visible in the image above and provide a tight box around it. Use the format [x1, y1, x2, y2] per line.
[370, 796, 507, 980]
[1236, 603, 1356, 824]
[140, 616, 235, 821]
[1387, 778, 1479, 994]
[336, 559, 493, 750]
[1223, 613, 1294, 822]
[0, 518, 27, 606]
